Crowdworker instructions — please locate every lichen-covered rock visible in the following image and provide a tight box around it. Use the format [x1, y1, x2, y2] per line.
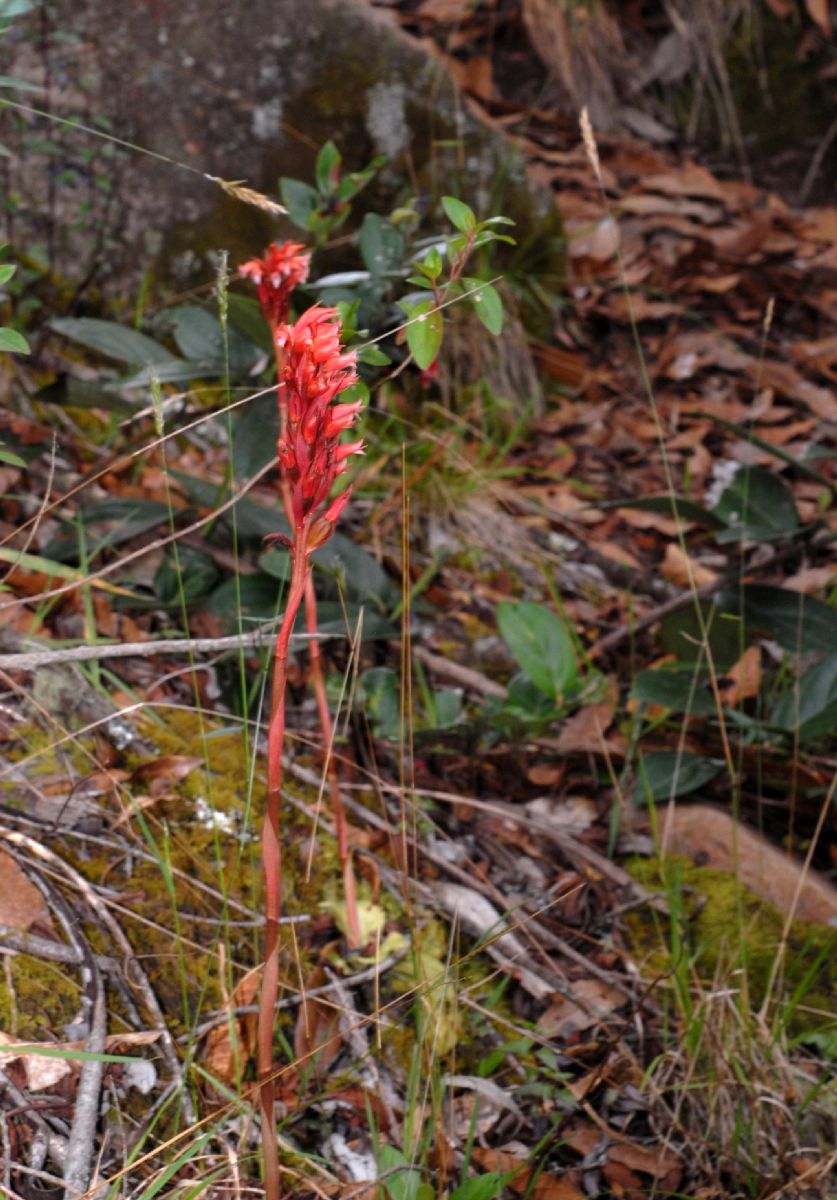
[3, 0, 563, 307]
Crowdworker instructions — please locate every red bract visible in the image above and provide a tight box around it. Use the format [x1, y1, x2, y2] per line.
[274, 305, 364, 549]
[239, 241, 311, 330]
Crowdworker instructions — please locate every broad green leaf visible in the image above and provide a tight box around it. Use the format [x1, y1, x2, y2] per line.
[154, 546, 219, 605]
[464, 276, 504, 335]
[0, 73, 43, 92]
[35, 374, 133, 414]
[716, 584, 837, 656]
[258, 548, 291, 582]
[636, 750, 723, 802]
[334, 156, 384, 203]
[358, 212, 404, 278]
[496, 599, 578, 701]
[377, 1144, 432, 1200]
[0, 263, 16, 284]
[0, 444, 25, 467]
[0, 326, 29, 353]
[361, 667, 401, 739]
[405, 299, 442, 370]
[226, 292, 274, 355]
[450, 1174, 507, 1200]
[712, 466, 800, 543]
[232, 393, 280, 480]
[0, 1044, 145, 1064]
[50, 317, 177, 365]
[279, 177, 319, 231]
[164, 305, 224, 361]
[315, 139, 341, 194]
[442, 195, 476, 234]
[770, 653, 837, 742]
[632, 669, 716, 716]
[661, 599, 744, 670]
[357, 343, 390, 366]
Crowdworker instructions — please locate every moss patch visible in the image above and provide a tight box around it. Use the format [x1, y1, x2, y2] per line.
[625, 856, 836, 1039]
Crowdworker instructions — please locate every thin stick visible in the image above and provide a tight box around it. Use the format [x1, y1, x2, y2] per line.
[0, 625, 330, 672]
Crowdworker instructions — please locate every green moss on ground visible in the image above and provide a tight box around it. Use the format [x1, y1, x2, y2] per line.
[626, 856, 836, 1039]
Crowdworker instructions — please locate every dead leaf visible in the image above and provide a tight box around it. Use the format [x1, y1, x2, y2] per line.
[661, 543, 718, 589]
[556, 679, 621, 756]
[566, 1123, 682, 1188]
[294, 966, 343, 1080]
[805, 0, 832, 37]
[537, 978, 625, 1039]
[718, 645, 761, 706]
[203, 965, 261, 1087]
[471, 1147, 585, 1199]
[783, 565, 837, 593]
[130, 755, 203, 793]
[0, 848, 54, 936]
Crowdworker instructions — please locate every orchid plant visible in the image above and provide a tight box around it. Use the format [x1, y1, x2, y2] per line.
[243, 287, 363, 1200]
[241, 242, 362, 948]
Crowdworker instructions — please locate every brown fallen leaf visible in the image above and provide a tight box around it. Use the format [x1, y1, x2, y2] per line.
[805, 0, 832, 36]
[718, 645, 761, 706]
[537, 977, 625, 1040]
[556, 679, 622, 756]
[661, 542, 718, 589]
[130, 754, 203, 794]
[294, 965, 343, 1081]
[203, 965, 261, 1087]
[471, 1147, 585, 1200]
[566, 1122, 682, 1189]
[0, 848, 55, 936]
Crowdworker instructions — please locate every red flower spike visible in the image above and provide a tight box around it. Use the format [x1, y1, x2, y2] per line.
[272, 305, 363, 553]
[240, 241, 311, 330]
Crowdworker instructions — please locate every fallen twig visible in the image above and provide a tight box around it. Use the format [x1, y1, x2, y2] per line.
[0, 624, 331, 672]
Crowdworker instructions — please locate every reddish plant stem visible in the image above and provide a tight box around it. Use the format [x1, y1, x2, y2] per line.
[274, 352, 362, 948]
[258, 539, 308, 1200]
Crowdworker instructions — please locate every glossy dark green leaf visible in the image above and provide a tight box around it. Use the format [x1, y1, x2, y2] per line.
[227, 293, 274, 355]
[50, 318, 177, 365]
[279, 177, 319, 231]
[636, 750, 723, 802]
[661, 600, 744, 669]
[154, 546, 219, 605]
[716, 585, 837, 656]
[632, 669, 716, 716]
[232, 393, 280, 480]
[771, 653, 837, 742]
[358, 213, 404, 278]
[712, 466, 799, 543]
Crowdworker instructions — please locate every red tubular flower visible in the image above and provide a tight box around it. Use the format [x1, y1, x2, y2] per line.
[239, 241, 311, 330]
[274, 305, 364, 548]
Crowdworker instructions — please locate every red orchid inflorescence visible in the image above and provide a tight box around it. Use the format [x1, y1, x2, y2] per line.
[274, 304, 364, 551]
[239, 240, 311, 330]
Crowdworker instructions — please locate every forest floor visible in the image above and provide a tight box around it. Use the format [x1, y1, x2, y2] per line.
[0, 3, 836, 1199]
